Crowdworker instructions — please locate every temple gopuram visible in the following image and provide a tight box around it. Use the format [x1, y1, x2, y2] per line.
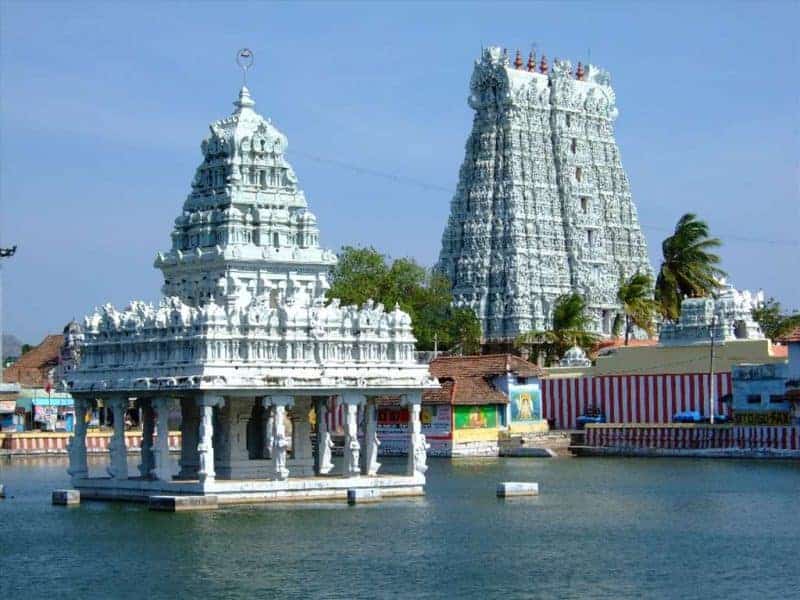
[64, 61, 437, 507]
[437, 47, 652, 342]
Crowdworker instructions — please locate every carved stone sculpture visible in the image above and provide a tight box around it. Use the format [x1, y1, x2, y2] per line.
[271, 405, 289, 480]
[438, 47, 652, 341]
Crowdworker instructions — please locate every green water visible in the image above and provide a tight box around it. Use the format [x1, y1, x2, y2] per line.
[1, 456, 798, 599]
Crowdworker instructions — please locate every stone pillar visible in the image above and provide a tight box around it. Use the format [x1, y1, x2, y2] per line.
[405, 392, 429, 477]
[261, 404, 273, 459]
[106, 396, 129, 480]
[265, 395, 293, 480]
[138, 399, 155, 478]
[197, 394, 223, 485]
[67, 397, 88, 481]
[342, 392, 364, 478]
[316, 398, 334, 475]
[153, 397, 175, 481]
[363, 399, 381, 476]
[213, 398, 252, 478]
[289, 397, 314, 476]
[178, 397, 199, 479]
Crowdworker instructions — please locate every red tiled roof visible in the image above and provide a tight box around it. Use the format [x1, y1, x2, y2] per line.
[778, 326, 800, 343]
[422, 354, 542, 406]
[428, 354, 544, 379]
[2, 334, 63, 388]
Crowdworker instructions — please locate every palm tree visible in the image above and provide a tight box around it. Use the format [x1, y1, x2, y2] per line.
[655, 213, 726, 320]
[616, 272, 658, 345]
[516, 293, 598, 364]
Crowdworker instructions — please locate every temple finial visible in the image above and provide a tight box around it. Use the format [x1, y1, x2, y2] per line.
[576, 61, 585, 81]
[236, 48, 254, 85]
[527, 51, 535, 72]
[514, 49, 523, 69]
[539, 54, 548, 74]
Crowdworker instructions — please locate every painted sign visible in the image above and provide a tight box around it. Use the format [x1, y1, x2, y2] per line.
[377, 405, 450, 436]
[454, 405, 497, 430]
[510, 384, 541, 422]
[376, 404, 451, 456]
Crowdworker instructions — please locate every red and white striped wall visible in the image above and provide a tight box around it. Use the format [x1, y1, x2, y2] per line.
[585, 425, 800, 451]
[542, 373, 733, 430]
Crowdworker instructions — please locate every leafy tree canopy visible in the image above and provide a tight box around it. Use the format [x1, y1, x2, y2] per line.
[515, 293, 598, 365]
[617, 272, 658, 345]
[751, 297, 800, 341]
[327, 246, 482, 354]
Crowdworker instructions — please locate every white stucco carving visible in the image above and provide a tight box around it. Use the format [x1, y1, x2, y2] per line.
[65, 86, 436, 398]
[437, 47, 652, 341]
[659, 284, 766, 346]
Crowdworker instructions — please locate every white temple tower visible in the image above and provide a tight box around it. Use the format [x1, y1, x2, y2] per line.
[64, 72, 436, 505]
[437, 47, 651, 341]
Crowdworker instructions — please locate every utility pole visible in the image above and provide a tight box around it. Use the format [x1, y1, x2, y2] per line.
[0, 245, 18, 385]
[433, 332, 438, 359]
[708, 314, 716, 424]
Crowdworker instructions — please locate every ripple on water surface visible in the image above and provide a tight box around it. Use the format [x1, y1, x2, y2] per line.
[1, 455, 798, 599]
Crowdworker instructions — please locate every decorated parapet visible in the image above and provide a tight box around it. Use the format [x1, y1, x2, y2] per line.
[66, 76, 435, 396]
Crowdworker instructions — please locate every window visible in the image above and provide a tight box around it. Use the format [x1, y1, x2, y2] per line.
[580, 197, 589, 213]
[746, 394, 761, 404]
[566, 114, 571, 128]
[769, 395, 787, 404]
[587, 229, 594, 245]
[517, 377, 527, 384]
[575, 167, 582, 182]
[571, 138, 577, 153]
[273, 232, 280, 248]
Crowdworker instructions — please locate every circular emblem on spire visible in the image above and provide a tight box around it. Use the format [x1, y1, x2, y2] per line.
[236, 48, 254, 83]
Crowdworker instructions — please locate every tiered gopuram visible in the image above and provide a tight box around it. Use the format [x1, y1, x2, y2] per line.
[65, 76, 436, 505]
[437, 47, 652, 341]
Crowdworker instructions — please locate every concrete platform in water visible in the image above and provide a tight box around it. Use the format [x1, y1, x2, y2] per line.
[69, 472, 425, 507]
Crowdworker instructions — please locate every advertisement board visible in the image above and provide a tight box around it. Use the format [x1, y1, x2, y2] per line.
[509, 383, 541, 422]
[377, 405, 450, 436]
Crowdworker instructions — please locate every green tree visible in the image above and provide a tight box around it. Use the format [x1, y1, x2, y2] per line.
[327, 246, 388, 306]
[617, 272, 658, 345]
[751, 297, 800, 341]
[327, 247, 482, 353]
[655, 213, 726, 321]
[515, 293, 598, 365]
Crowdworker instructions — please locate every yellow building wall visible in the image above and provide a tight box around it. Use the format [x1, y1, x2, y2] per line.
[508, 420, 550, 434]
[452, 427, 501, 444]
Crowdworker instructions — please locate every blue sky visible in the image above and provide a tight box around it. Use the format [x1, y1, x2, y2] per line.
[1, 1, 798, 343]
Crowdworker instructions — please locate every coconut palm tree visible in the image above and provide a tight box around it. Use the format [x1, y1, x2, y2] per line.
[655, 213, 726, 320]
[616, 272, 658, 345]
[516, 293, 598, 364]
